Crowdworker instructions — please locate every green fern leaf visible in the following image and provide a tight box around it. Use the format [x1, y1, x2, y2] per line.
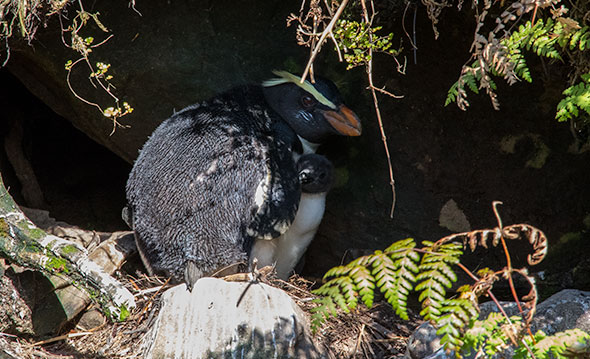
[569, 27, 584, 50]
[462, 312, 520, 358]
[324, 265, 352, 279]
[373, 238, 420, 319]
[350, 266, 374, 308]
[579, 30, 590, 51]
[556, 79, 590, 122]
[333, 276, 358, 308]
[349, 254, 372, 267]
[464, 72, 479, 94]
[514, 328, 590, 359]
[416, 241, 462, 321]
[445, 81, 459, 106]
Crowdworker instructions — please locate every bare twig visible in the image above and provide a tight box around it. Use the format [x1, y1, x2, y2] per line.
[329, 31, 344, 62]
[300, 0, 349, 83]
[360, 0, 397, 218]
[295, 0, 400, 217]
[29, 331, 92, 347]
[351, 323, 366, 358]
[372, 85, 404, 99]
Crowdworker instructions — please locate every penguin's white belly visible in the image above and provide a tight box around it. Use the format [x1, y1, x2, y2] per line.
[250, 192, 326, 279]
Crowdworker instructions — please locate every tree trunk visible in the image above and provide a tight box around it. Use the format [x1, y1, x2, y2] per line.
[0, 174, 135, 321]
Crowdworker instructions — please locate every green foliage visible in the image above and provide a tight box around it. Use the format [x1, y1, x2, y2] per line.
[445, 8, 590, 124]
[511, 19, 562, 60]
[312, 238, 419, 328]
[416, 241, 461, 321]
[417, 241, 476, 350]
[311, 233, 588, 357]
[118, 303, 131, 322]
[63, 9, 134, 126]
[514, 329, 590, 358]
[375, 238, 420, 320]
[310, 213, 557, 356]
[333, 19, 401, 70]
[310, 296, 344, 328]
[311, 237, 478, 352]
[556, 73, 590, 122]
[462, 312, 523, 358]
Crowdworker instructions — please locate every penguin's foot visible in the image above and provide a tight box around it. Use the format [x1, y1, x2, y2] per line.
[184, 260, 204, 292]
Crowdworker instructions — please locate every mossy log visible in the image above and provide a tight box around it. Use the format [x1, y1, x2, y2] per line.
[0, 174, 135, 321]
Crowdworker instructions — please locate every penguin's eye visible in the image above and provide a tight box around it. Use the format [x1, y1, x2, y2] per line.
[301, 94, 316, 109]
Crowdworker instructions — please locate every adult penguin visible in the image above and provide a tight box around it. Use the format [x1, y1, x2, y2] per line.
[125, 71, 361, 290]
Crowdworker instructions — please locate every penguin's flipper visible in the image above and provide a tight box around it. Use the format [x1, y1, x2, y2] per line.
[246, 139, 301, 242]
[121, 205, 133, 229]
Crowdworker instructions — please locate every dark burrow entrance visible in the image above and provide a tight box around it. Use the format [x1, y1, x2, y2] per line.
[1, 69, 131, 232]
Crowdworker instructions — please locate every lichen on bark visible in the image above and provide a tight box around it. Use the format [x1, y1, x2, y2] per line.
[0, 174, 135, 321]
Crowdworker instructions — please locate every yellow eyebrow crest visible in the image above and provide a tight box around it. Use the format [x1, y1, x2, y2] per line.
[262, 70, 337, 110]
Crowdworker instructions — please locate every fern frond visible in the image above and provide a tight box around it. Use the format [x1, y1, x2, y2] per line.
[445, 81, 459, 106]
[376, 239, 420, 319]
[350, 265, 374, 308]
[569, 26, 590, 51]
[437, 297, 480, 352]
[556, 76, 590, 123]
[416, 241, 462, 322]
[437, 224, 548, 266]
[313, 276, 356, 313]
[445, 63, 480, 110]
[311, 238, 420, 325]
[310, 296, 340, 330]
[324, 265, 352, 279]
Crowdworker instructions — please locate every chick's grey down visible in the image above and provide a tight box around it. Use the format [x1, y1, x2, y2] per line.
[125, 72, 361, 290]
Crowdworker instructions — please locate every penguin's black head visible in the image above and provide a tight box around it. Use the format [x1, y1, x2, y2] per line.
[297, 154, 334, 194]
[262, 71, 361, 146]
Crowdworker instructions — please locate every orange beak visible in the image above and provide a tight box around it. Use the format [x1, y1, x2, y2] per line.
[323, 105, 362, 137]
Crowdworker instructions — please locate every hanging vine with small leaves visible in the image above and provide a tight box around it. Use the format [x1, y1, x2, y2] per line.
[0, 0, 136, 134]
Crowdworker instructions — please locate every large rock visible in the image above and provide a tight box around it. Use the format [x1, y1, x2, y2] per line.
[142, 277, 324, 359]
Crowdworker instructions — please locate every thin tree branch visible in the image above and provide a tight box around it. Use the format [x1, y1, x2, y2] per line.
[360, 0, 396, 218]
[300, 0, 349, 83]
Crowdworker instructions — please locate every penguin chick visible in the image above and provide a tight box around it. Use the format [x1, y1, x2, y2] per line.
[250, 153, 333, 279]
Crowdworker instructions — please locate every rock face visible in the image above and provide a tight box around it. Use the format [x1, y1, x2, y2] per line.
[405, 289, 590, 359]
[7, 1, 303, 164]
[531, 289, 590, 334]
[142, 278, 324, 359]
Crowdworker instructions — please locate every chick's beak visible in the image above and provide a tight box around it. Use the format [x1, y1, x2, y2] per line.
[323, 105, 362, 137]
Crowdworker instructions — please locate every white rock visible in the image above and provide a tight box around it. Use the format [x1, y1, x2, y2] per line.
[142, 277, 323, 358]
